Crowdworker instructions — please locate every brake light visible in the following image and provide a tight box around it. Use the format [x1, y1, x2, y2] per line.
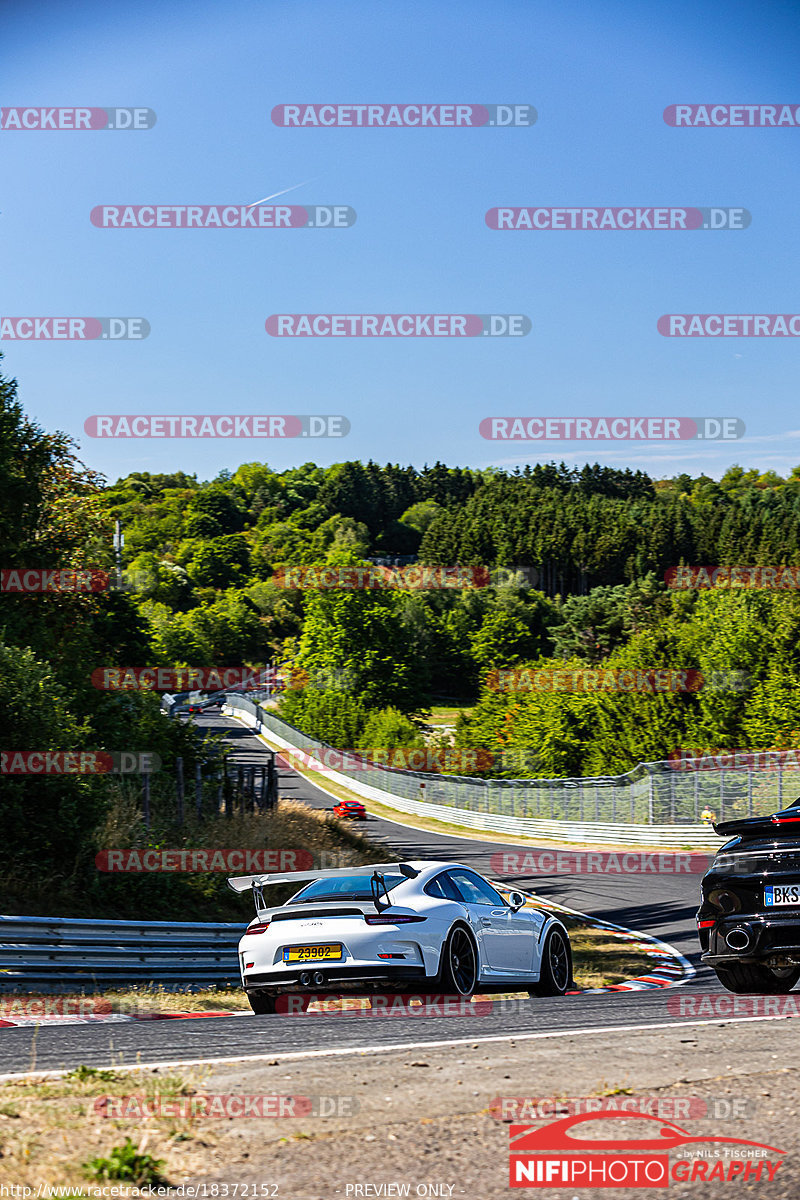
[697, 919, 716, 928]
[246, 921, 271, 934]
[364, 914, 426, 925]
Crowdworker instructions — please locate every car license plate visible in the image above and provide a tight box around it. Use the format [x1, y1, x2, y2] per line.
[283, 943, 343, 963]
[765, 884, 800, 906]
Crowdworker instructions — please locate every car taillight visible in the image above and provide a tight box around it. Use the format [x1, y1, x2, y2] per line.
[363, 914, 426, 925]
[697, 918, 716, 928]
[246, 921, 271, 934]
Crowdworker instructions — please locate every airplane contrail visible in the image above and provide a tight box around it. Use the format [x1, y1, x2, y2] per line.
[246, 179, 315, 208]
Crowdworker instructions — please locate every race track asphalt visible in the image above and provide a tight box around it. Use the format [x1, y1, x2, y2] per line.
[0, 713, 723, 1076]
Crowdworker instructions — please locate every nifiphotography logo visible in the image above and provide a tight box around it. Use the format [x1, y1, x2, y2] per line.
[508, 1111, 785, 1187]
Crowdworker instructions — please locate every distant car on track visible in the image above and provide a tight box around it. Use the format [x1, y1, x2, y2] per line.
[228, 860, 572, 1014]
[698, 799, 800, 993]
[333, 799, 367, 820]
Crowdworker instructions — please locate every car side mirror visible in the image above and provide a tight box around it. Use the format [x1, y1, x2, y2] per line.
[507, 891, 525, 912]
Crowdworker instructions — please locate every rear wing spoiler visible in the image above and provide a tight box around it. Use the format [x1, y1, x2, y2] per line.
[226, 862, 419, 894]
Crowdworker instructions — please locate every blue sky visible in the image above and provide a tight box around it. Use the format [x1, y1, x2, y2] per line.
[2, 0, 799, 483]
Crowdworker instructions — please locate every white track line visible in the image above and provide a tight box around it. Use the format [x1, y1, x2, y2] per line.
[1, 1012, 797, 1082]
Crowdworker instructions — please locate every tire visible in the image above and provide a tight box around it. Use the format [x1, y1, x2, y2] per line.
[529, 927, 572, 997]
[713, 961, 800, 994]
[439, 925, 479, 997]
[247, 990, 277, 1014]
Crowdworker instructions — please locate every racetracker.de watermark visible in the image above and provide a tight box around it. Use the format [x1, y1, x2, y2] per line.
[664, 104, 800, 126]
[273, 565, 501, 589]
[489, 850, 711, 874]
[1, 568, 110, 592]
[271, 103, 536, 126]
[271, 994, 527, 1016]
[666, 565, 800, 589]
[1, 567, 168, 593]
[280, 747, 496, 774]
[659, 314, 800, 336]
[480, 416, 745, 440]
[0, 997, 112, 1019]
[490, 1095, 754, 1120]
[668, 748, 800, 771]
[668, 993, 800, 1018]
[83, 414, 349, 438]
[91, 205, 355, 228]
[1, 751, 159, 774]
[0, 318, 149, 340]
[486, 206, 750, 230]
[485, 667, 751, 693]
[95, 849, 314, 873]
[94, 1093, 358, 1118]
[92, 667, 274, 691]
[265, 314, 530, 336]
[1, 106, 156, 129]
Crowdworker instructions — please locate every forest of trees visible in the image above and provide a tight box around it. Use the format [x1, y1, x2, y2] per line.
[5, 353, 800, 885]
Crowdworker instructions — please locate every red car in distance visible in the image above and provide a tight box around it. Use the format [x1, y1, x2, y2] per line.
[333, 800, 367, 820]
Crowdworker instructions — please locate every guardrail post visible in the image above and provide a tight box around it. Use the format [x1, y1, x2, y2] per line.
[267, 756, 278, 808]
[669, 771, 676, 824]
[176, 756, 185, 826]
[720, 768, 725, 822]
[747, 767, 753, 816]
[694, 770, 700, 821]
[648, 774, 654, 824]
[778, 760, 784, 809]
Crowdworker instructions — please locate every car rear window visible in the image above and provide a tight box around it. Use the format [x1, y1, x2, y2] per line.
[287, 874, 406, 903]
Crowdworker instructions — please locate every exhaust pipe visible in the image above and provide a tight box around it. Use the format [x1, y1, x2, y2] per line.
[299, 971, 312, 987]
[725, 925, 753, 952]
[313, 971, 325, 986]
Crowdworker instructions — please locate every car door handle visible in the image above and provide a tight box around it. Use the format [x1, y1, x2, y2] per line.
[480, 917, 492, 926]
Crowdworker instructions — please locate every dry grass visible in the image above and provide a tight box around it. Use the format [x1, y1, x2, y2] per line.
[566, 924, 660, 988]
[1, 797, 396, 922]
[0, 1064, 216, 1188]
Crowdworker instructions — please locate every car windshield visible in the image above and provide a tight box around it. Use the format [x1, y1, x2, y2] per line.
[287, 874, 406, 903]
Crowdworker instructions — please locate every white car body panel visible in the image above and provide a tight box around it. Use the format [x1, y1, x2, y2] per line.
[228, 859, 567, 995]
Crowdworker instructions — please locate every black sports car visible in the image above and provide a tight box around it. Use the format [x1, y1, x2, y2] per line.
[698, 798, 800, 993]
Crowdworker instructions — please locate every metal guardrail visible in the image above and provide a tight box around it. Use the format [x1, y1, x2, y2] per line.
[224, 696, 798, 839]
[0, 915, 245, 992]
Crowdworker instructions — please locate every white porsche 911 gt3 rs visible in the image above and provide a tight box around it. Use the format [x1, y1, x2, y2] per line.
[227, 859, 572, 1014]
